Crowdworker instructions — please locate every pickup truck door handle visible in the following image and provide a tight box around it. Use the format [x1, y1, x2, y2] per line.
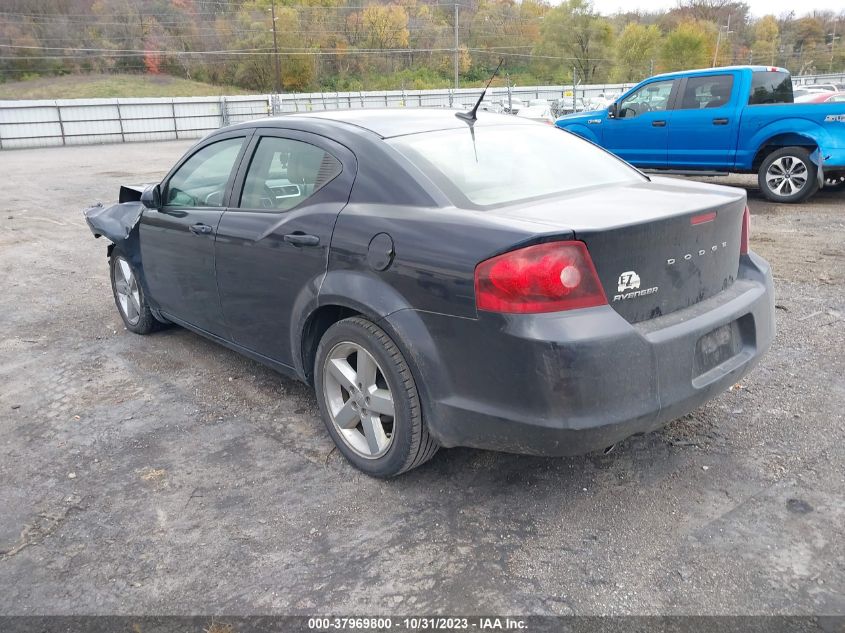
[712, 118, 730, 125]
[652, 120, 666, 127]
[283, 232, 320, 247]
[189, 223, 214, 235]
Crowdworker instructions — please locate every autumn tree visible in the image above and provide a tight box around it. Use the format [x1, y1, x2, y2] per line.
[751, 15, 779, 66]
[614, 23, 661, 81]
[535, 0, 613, 83]
[660, 20, 713, 71]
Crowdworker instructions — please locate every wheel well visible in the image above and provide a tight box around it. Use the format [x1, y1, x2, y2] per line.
[301, 305, 361, 385]
[752, 134, 818, 172]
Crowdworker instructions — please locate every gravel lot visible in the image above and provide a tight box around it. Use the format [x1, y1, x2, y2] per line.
[0, 141, 843, 616]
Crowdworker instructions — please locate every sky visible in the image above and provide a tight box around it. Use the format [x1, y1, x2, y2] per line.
[586, 0, 845, 18]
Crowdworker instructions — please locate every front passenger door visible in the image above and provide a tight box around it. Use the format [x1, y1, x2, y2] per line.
[140, 133, 250, 336]
[215, 130, 357, 366]
[603, 79, 676, 168]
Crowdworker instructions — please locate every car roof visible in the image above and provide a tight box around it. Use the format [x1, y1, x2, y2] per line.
[274, 108, 536, 138]
[646, 65, 788, 81]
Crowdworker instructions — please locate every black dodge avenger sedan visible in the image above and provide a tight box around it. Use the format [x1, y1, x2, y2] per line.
[85, 109, 775, 477]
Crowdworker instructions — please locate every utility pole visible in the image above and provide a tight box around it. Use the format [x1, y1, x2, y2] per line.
[572, 66, 577, 113]
[713, 14, 732, 68]
[506, 73, 512, 112]
[270, 0, 281, 94]
[454, 3, 459, 90]
[829, 23, 840, 74]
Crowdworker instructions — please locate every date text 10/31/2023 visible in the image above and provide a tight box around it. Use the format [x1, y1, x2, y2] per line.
[307, 617, 528, 630]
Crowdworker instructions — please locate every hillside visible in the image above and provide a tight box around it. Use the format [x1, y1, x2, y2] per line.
[0, 74, 252, 100]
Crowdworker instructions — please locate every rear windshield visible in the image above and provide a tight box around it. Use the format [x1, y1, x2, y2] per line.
[748, 71, 794, 105]
[389, 124, 643, 208]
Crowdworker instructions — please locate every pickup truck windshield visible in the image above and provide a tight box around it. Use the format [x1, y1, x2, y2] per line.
[389, 125, 643, 208]
[749, 71, 793, 105]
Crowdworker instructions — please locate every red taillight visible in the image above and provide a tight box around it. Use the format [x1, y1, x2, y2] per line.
[740, 205, 751, 255]
[475, 241, 607, 313]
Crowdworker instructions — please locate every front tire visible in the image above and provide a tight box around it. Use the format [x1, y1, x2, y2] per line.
[758, 146, 819, 203]
[109, 249, 158, 335]
[314, 317, 439, 477]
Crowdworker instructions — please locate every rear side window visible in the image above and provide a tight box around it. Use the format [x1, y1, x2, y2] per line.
[677, 75, 734, 110]
[389, 124, 643, 208]
[749, 71, 793, 105]
[239, 137, 341, 211]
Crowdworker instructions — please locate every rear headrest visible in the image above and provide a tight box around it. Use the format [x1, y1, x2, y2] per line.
[287, 146, 325, 184]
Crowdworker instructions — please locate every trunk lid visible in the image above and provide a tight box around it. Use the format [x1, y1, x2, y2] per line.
[487, 176, 746, 323]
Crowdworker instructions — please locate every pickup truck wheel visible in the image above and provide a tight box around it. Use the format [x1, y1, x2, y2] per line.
[758, 147, 819, 203]
[314, 317, 439, 478]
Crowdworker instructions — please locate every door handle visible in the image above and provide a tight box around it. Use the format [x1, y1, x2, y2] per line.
[189, 223, 214, 235]
[283, 232, 320, 247]
[652, 120, 666, 127]
[712, 118, 729, 125]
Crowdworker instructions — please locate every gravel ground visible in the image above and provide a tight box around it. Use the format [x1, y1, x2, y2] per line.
[0, 141, 843, 616]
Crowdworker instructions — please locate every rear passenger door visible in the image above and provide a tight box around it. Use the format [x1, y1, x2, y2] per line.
[667, 73, 739, 169]
[214, 129, 356, 366]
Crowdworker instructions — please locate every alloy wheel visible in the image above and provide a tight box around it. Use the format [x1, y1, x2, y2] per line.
[323, 341, 395, 459]
[113, 256, 141, 326]
[765, 155, 808, 197]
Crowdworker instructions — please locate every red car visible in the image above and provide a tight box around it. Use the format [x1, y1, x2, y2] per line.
[802, 92, 845, 104]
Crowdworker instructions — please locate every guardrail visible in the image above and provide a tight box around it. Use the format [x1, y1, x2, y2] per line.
[2, 71, 843, 150]
[0, 84, 631, 149]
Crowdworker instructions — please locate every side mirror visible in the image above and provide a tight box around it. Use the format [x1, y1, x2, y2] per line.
[608, 102, 619, 119]
[140, 184, 161, 210]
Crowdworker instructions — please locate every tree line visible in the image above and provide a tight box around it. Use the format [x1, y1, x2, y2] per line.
[1, 0, 844, 91]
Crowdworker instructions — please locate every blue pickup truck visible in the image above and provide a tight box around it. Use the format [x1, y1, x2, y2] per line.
[555, 66, 845, 203]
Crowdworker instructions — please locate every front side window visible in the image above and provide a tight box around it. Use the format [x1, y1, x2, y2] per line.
[748, 71, 793, 105]
[677, 75, 735, 110]
[239, 137, 342, 211]
[618, 80, 674, 118]
[389, 124, 643, 208]
[165, 137, 244, 208]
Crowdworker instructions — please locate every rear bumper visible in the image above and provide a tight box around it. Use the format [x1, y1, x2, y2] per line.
[383, 252, 775, 456]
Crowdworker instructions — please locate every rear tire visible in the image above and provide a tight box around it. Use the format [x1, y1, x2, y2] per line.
[109, 248, 159, 335]
[758, 146, 819, 203]
[314, 316, 439, 478]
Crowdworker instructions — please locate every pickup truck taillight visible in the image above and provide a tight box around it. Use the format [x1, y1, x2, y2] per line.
[475, 241, 607, 313]
[740, 206, 750, 255]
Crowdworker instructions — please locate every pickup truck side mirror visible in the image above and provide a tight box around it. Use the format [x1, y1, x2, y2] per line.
[140, 184, 161, 210]
[608, 102, 619, 119]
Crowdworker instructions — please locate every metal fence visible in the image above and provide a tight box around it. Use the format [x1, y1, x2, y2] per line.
[0, 83, 630, 150]
[2, 71, 844, 150]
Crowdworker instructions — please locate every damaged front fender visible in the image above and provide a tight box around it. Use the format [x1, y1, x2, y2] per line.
[83, 188, 158, 317]
[83, 200, 145, 243]
[83, 183, 156, 243]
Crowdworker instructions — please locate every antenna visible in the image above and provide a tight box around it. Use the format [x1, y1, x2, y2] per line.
[456, 58, 504, 123]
